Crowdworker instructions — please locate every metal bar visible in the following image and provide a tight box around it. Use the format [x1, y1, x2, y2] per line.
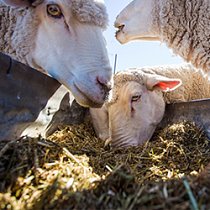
[158, 99, 210, 138]
[113, 54, 117, 74]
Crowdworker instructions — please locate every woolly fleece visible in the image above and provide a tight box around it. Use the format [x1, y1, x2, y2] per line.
[0, 0, 108, 65]
[159, 0, 210, 72]
[109, 65, 210, 105]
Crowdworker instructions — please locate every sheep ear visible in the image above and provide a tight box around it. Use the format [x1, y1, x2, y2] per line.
[146, 75, 182, 92]
[1, 0, 31, 7]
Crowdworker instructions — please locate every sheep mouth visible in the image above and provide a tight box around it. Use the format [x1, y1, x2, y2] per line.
[111, 139, 139, 148]
[73, 83, 104, 108]
[115, 30, 120, 37]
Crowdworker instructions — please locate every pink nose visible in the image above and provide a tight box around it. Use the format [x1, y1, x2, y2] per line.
[96, 76, 112, 93]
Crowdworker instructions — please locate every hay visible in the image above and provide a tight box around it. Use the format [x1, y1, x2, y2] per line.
[0, 121, 210, 210]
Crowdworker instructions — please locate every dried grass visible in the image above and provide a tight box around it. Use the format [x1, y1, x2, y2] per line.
[0, 121, 210, 210]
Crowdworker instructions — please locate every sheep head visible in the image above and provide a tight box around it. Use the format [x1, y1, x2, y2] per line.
[97, 70, 182, 148]
[1, 0, 112, 108]
[115, 0, 160, 44]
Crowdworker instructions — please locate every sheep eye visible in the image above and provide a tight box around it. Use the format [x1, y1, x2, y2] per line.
[131, 95, 141, 102]
[47, 4, 62, 18]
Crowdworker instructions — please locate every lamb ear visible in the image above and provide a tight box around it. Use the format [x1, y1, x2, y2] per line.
[146, 75, 182, 92]
[1, 0, 32, 7]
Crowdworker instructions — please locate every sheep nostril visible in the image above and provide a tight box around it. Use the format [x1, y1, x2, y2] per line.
[97, 76, 112, 93]
[114, 21, 125, 30]
[114, 17, 124, 28]
[115, 24, 125, 37]
[118, 24, 125, 31]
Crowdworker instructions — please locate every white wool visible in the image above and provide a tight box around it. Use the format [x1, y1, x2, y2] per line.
[90, 64, 210, 147]
[0, 0, 111, 108]
[115, 0, 210, 72]
[159, 0, 210, 72]
[0, 0, 108, 64]
[110, 64, 210, 105]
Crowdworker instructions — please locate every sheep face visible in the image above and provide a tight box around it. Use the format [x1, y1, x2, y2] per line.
[107, 81, 165, 147]
[91, 71, 182, 148]
[33, 0, 112, 108]
[115, 0, 160, 44]
[90, 105, 110, 141]
[3, 0, 112, 108]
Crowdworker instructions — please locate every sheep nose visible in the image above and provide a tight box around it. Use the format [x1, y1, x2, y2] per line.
[118, 24, 125, 31]
[114, 21, 125, 35]
[114, 19, 125, 29]
[114, 18, 120, 28]
[115, 14, 126, 28]
[97, 76, 112, 93]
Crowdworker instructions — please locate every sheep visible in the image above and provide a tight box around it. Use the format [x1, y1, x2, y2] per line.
[90, 64, 210, 147]
[0, 0, 112, 108]
[115, 0, 210, 72]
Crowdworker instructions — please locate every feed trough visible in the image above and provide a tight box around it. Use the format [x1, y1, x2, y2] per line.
[0, 52, 87, 141]
[0, 53, 210, 209]
[0, 52, 210, 141]
[159, 99, 210, 138]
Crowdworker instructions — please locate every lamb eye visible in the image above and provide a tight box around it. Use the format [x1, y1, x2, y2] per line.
[47, 4, 62, 18]
[131, 95, 141, 102]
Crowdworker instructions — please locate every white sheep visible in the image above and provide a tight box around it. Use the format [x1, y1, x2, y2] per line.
[115, 0, 210, 72]
[0, 0, 112, 108]
[90, 64, 210, 147]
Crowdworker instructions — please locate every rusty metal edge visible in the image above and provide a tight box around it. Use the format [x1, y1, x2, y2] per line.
[159, 99, 210, 138]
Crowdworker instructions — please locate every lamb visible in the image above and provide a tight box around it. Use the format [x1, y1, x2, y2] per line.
[0, 0, 112, 108]
[90, 64, 210, 147]
[115, 0, 210, 72]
